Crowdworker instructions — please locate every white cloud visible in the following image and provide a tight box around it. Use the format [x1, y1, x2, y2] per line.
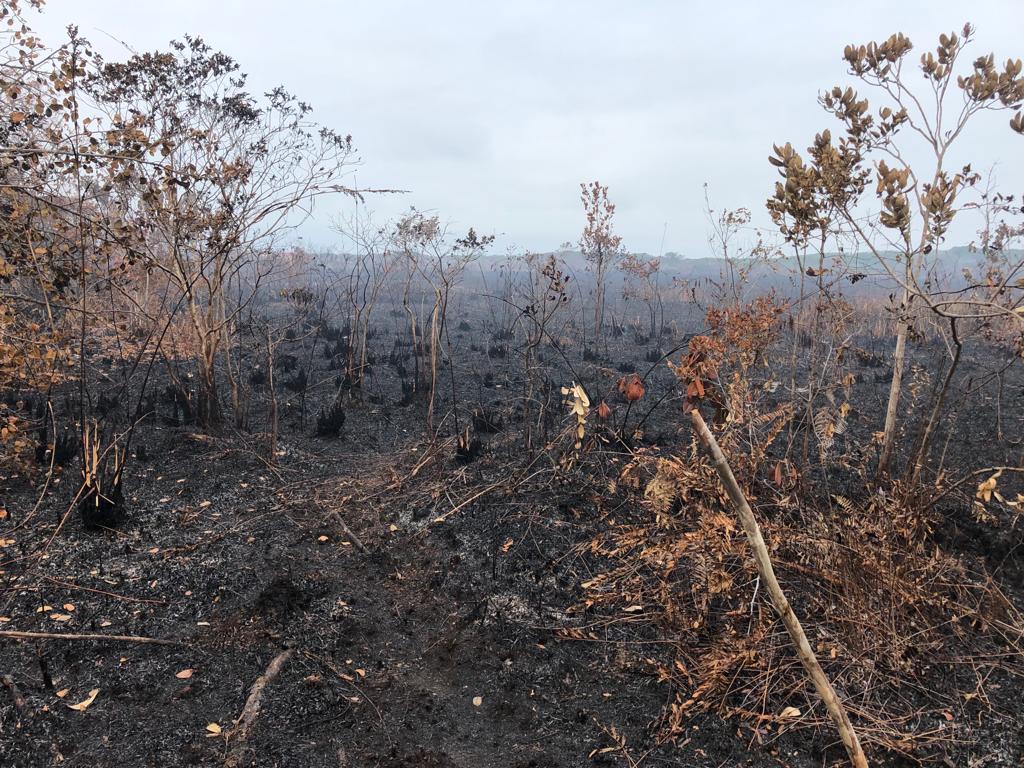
[31, 0, 1024, 255]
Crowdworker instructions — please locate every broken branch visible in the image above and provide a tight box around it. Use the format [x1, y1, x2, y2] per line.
[0, 630, 181, 646]
[690, 409, 868, 768]
[225, 648, 294, 767]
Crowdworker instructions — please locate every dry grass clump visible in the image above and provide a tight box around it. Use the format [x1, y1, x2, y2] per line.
[562, 441, 1024, 760]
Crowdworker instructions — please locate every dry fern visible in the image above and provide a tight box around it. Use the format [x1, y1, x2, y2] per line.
[643, 457, 697, 522]
[813, 402, 849, 459]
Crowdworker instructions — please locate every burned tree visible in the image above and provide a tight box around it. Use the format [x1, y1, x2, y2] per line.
[88, 38, 359, 428]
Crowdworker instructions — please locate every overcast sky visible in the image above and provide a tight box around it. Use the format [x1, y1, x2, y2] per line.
[30, 1, 1024, 256]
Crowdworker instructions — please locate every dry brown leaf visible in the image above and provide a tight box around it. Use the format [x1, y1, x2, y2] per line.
[67, 688, 100, 711]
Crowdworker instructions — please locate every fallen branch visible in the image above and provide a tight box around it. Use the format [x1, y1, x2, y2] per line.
[690, 409, 868, 768]
[323, 504, 367, 553]
[284, 493, 368, 553]
[225, 648, 294, 767]
[432, 479, 506, 524]
[42, 576, 169, 605]
[330, 512, 367, 552]
[0, 630, 181, 646]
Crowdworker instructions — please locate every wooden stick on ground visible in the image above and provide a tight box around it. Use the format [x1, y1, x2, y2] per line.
[225, 648, 294, 768]
[327, 510, 367, 553]
[0, 630, 181, 646]
[690, 409, 868, 768]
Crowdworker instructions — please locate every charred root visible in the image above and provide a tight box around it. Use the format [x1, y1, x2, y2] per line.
[315, 399, 346, 438]
[79, 481, 126, 530]
[456, 426, 482, 464]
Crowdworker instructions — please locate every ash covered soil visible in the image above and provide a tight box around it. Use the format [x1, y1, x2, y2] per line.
[0, 430, 766, 768]
[1, 321, 1023, 768]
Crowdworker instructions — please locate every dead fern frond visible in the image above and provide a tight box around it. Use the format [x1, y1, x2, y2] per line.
[813, 408, 837, 456]
[643, 457, 699, 522]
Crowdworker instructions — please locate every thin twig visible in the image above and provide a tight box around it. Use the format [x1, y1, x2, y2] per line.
[0, 630, 181, 646]
[42, 576, 169, 605]
[326, 509, 367, 553]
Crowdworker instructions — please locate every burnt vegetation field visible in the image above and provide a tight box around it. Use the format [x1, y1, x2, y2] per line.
[2, 3, 1024, 767]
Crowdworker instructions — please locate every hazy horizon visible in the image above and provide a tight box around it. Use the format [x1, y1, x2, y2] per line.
[30, 0, 1024, 257]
